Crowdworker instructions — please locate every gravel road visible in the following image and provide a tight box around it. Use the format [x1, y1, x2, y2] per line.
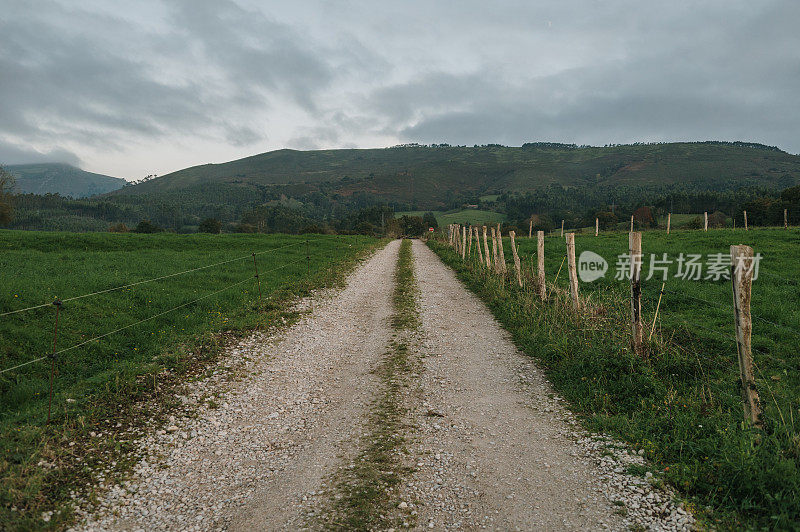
[77, 240, 399, 531]
[75, 238, 693, 531]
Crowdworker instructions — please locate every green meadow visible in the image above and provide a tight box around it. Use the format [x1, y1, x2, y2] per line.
[431, 228, 800, 529]
[396, 208, 506, 228]
[0, 230, 380, 529]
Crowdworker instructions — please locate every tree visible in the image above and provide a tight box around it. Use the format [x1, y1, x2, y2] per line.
[632, 206, 656, 228]
[708, 210, 727, 228]
[595, 211, 617, 230]
[398, 215, 426, 237]
[134, 220, 162, 233]
[0, 166, 16, 226]
[422, 211, 438, 229]
[198, 217, 222, 234]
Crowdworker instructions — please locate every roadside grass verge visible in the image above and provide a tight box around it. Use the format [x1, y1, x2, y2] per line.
[0, 230, 382, 530]
[428, 234, 800, 530]
[324, 239, 419, 530]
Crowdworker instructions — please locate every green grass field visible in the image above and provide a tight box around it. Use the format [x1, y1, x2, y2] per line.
[0, 230, 381, 529]
[396, 208, 506, 228]
[430, 228, 800, 529]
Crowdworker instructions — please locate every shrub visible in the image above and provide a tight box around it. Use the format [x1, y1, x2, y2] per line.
[134, 220, 162, 233]
[108, 223, 129, 233]
[198, 218, 222, 234]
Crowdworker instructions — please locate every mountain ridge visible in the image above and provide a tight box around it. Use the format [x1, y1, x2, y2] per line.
[108, 142, 800, 210]
[7, 163, 125, 198]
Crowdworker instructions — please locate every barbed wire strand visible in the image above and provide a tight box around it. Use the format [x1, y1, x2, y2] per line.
[0, 257, 306, 375]
[0, 239, 311, 318]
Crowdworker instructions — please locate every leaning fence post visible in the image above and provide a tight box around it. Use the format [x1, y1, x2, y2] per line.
[565, 233, 579, 310]
[704, 211, 708, 232]
[474, 226, 484, 266]
[537, 231, 546, 301]
[648, 282, 665, 341]
[47, 299, 62, 424]
[744, 211, 748, 231]
[496, 224, 507, 274]
[461, 226, 467, 260]
[490, 226, 499, 273]
[595, 217, 599, 237]
[667, 213, 671, 234]
[509, 231, 523, 288]
[629, 232, 644, 355]
[467, 225, 473, 257]
[730, 245, 763, 428]
[482, 226, 491, 268]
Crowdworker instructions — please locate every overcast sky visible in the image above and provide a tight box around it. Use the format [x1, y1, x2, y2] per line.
[1, 0, 798, 179]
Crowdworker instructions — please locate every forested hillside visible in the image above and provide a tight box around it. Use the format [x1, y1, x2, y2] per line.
[112, 142, 800, 210]
[3, 142, 800, 234]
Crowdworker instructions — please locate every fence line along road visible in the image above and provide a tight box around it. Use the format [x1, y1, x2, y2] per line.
[0, 239, 309, 318]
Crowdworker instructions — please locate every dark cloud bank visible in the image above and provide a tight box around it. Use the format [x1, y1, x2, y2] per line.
[1, 0, 798, 175]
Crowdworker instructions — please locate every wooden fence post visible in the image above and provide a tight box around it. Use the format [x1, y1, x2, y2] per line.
[561, 219, 565, 237]
[744, 210, 748, 231]
[461, 226, 467, 260]
[537, 231, 546, 301]
[784, 208, 788, 229]
[667, 213, 671, 234]
[509, 231, 523, 287]
[630, 215, 634, 232]
[482, 226, 491, 268]
[595, 217, 599, 237]
[629, 232, 644, 355]
[496, 223, 507, 274]
[730, 245, 763, 428]
[704, 212, 708, 232]
[474, 227, 484, 266]
[467, 225, 473, 257]
[490, 226, 499, 273]
[529, 218, 533, 239]
[565, 233, 579, 310]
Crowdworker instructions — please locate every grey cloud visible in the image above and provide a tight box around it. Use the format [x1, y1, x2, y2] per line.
[367, 1, 800, 153]
[0, 0, 346, 166]
[1, 0, 799, 176]
[0, 141, 81, 166]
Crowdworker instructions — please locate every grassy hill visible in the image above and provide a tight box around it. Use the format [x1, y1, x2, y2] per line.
[7, 163, 125, 198]
[110, 142, 800, 210]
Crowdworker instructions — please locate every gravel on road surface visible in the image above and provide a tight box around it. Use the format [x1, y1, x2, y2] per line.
[76, 240, 399, 531]
[402, 240, 694, 531]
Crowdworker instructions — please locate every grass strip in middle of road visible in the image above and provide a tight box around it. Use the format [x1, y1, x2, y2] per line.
[322, 239, 420, 530]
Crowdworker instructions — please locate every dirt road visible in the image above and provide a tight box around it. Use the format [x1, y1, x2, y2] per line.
[77, 239, 692, 531]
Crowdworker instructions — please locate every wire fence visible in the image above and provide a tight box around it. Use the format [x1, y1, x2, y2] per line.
[440, 223, 798, 428]
[0, 236, 345, 422]
[0, 240, 307, 318]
